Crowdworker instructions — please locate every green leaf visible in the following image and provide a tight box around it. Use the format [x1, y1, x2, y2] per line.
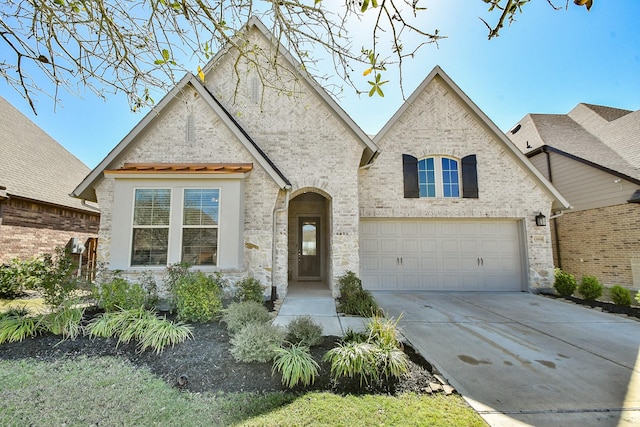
[372, 0, 378, 7]
[361, 0, 369, 13]
[162, 49, 170, 61]
[368, 86, 376, 97]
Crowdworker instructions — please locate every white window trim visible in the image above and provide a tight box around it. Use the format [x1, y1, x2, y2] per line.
[418, 155, 461, 198]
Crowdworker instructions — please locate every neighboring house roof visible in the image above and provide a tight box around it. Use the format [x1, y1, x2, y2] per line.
[0, 95, 96, 212]
[375, 66, 571, 210]
[72, 74, 292, 202]
[512, 104, 640, 183]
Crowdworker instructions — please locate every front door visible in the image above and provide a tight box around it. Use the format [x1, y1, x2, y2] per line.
[298, 217, 321, 279]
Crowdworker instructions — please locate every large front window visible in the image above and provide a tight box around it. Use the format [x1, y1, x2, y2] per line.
[131, 189, 171, 266]
[418, 157, 460, 198]
[182, 189, 219, 265]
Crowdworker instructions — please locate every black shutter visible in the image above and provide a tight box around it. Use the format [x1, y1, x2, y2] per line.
[462, 154, 479, 199]
[402, 154, 419, 198]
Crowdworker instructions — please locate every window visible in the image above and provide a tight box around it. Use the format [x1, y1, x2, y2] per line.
[418, 157, 460, 198]
[131, 189, 171, 266]
[182, 189, 219, 265]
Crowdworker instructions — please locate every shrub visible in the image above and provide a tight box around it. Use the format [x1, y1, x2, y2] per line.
[0, 311, 41, 344]
[337, 271, 379, 316]
[286, 315, 323, 347]
[324, 314, 409, 385]
[94, 277, 146, 312]
[39, 304, 85, 340]
[554, 269, 577, 297]
[578, 275, 604, 301]
[272, 344, 320, 388]
[0, 257, 46, 298]
[38, 249, 81, 309]
[341, 328, 369, 344]
[610, 285, 632, 307]
[86, 308, 193, 354]
[324, 341, 379, 385]
[230, 322, 285, 363]
[234, 277, 266, 303]
[172, 271, 223, 322]
[221, 301, 272, 334]
[636, 290, 640, 305]
[164, 262, 192, 293]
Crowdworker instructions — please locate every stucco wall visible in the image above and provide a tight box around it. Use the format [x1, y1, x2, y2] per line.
[359, 76, 557, 291]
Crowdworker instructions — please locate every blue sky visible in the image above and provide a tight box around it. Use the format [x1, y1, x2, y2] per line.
[2, 1, 639, 169]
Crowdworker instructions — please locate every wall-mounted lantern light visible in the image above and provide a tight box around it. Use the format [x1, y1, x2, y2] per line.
[535, 212, 547, 227]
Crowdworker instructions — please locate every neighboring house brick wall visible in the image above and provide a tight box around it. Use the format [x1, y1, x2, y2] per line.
[0, 198, 99, 262]
[554, 203, 640, 288]
[359, 77, 557, 290]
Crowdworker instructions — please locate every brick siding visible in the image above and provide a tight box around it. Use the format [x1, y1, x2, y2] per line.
[0, 197, 99, 262]
[553, 203, 640, 288]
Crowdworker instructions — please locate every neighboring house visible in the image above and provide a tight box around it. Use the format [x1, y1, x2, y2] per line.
[0, 96, 100, 265]
[72, 17, 569, 298]
[508, 103, 640, 288]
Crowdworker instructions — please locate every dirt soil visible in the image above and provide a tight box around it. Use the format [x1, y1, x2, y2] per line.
[0, 309, 442, 395]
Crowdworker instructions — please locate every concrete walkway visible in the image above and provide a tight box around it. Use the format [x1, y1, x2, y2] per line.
[272, 285, 368, 336]
[372, 292, 640, 427]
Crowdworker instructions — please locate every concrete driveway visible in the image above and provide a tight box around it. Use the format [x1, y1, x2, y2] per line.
[371, 292, 640, 427]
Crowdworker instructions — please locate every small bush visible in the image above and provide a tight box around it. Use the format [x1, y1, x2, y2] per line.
[85, 308, 193, 354]
[286, 315, 323, 347]
[341, 328, 369, 344]
[39, 304, 84, 340]
[230, 322, 285, 363]
[610, 285, 632, 307]
[636, 290, 640, 305]
[234, 277, 266, 303]
[337, 271, 379, 316]
[221, 301, 272, 334]
[172, 271, 223, 322]
[324, 314, 409, 385]
[324, 341, 379, 385]
[272, 344, 320, 388]
[38, 249, 81, 309]
[0, 311, 41, 344]
[94, 277, 146, 312]
[578, 275, 604, 301]
[554, 269, 577, 297]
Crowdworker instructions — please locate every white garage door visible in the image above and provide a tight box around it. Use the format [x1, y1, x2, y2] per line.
[360, 220, 524, 291]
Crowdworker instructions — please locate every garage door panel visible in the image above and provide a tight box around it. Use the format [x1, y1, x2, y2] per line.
[360, 219, 524, 292]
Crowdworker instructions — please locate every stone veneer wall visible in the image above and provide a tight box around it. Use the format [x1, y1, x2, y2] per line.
[0, 197, 99, 262]
[358, 76, 557, 291]
[553, 203, 640, 288]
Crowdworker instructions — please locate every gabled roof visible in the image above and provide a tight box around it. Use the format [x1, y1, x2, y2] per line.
[375, 66, 571, 209]
[203, 16, 379, 165]
[520, 113, 640, 183]
[511, 103, 640, 183]
[0, 96, 96, 212]
[72, 74, 291, 202]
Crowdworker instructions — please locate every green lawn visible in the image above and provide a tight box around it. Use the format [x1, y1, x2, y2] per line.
[0, 356, 486, 426]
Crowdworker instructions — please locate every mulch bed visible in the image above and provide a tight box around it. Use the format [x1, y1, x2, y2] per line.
[0, 310, 447, 396]
[543, 294, 640, 319]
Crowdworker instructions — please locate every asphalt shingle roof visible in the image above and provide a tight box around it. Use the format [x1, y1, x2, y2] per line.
[0, 96, 94, 211]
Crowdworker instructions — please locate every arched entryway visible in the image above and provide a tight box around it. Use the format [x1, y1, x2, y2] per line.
[287, 191, 331, 293]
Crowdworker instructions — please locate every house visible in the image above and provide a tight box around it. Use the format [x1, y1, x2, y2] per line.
[0, 96, 100, 266]
[508, 104, 640, 288]
[72, 17, 569, 297]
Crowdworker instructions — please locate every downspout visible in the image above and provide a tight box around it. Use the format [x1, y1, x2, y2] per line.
[544, 148, 562, 269]
[271, 186, 291, 301]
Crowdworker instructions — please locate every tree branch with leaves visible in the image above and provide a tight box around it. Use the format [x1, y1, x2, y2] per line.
[0, 0, 593, 114]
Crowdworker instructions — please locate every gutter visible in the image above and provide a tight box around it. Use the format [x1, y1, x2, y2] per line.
[81, 199, 101, 213]
[271, 186, 291, 300]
